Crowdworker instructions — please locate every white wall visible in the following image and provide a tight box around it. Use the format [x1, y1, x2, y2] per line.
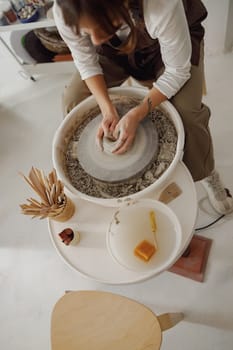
[202, 0, 231, 55]
[224, 0, 233, 52]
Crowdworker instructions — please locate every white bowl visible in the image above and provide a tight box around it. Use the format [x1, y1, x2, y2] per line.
[52, 87, 184, 206]
[106, 199, 182, 273]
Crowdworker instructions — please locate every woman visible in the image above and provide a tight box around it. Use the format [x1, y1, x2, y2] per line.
[53, 0, 232, 215]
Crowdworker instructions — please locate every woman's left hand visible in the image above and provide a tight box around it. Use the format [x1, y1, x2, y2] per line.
[112, 107, 141, 154]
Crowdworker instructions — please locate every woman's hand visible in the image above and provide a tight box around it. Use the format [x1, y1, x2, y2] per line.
[111, 89, 167, 154]
[96, 106, 120, 150]
[112, 107, 141, 154]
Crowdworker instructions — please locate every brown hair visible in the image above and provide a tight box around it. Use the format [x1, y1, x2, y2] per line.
[56, 0, 137, 53]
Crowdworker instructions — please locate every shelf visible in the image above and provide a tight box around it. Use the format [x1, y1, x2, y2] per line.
[0, 6, 73, 79]
[0, 17, 55, 32]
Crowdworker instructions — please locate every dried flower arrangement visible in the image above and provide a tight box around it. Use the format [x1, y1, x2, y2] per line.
[19, 167, 75, 221]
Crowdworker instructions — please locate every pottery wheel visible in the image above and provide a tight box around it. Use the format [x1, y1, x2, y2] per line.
[76, 114, 158, 183]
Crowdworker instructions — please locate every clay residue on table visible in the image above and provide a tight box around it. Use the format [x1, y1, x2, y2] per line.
[64, 96, 178, 199]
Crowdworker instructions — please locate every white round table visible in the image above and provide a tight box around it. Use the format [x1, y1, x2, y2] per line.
[48, 161, 197, 285]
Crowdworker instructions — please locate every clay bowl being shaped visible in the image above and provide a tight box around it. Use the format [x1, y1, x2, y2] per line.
[52, 87, 185, 206]
[76, 111, 158, 183]
[106, 199, 182, 273]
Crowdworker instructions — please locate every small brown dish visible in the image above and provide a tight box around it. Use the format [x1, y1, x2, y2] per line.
[58, 228, 80, 246]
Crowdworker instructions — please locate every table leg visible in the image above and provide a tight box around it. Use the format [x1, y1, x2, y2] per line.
[0, 34, 36, 81]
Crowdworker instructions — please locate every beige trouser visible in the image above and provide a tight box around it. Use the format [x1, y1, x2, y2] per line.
[62, 43, 214, 181]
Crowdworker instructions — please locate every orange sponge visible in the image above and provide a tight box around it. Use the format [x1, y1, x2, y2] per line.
[134, 240, 156, 262]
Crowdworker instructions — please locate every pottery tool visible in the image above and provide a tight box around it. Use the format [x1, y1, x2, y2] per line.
[149, 210, 158, 249]
[133, 210, 158, 262]
[134, 240, 156, 262]
[19, 167, 69, 219]
[158, 182, 182, 204]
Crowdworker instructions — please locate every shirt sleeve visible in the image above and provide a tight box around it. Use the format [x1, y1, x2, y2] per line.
[52, 1, 103, 80]
[144, 0, 192, 98]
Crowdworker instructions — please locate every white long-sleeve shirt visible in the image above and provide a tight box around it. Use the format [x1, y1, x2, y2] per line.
[53, 0, 192, 99]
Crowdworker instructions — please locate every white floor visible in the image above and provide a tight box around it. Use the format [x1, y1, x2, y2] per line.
[1, 48, 233, 349]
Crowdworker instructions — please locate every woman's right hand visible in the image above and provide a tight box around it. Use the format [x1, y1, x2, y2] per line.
[96, 106, 120, 150]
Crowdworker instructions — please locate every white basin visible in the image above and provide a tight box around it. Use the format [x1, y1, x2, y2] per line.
[52, 87, 184, 206]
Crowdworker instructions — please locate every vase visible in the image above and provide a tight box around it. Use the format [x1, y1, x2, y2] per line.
[51, 196, 75, 222]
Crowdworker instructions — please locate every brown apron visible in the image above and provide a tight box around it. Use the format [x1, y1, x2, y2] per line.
[97, 0, 207, 81]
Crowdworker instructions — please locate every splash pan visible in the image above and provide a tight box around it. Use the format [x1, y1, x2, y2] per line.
[52, 87, 184, 206]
